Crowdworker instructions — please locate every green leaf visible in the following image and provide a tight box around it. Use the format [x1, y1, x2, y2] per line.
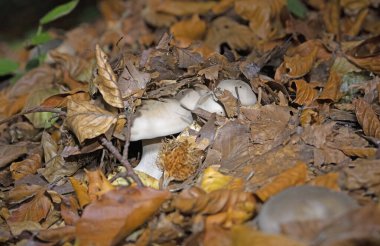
[0, 59, 19, 76]
[287, 0, 308, 18]
[30, 31, 52, 46]
[39, 0, 79, 25]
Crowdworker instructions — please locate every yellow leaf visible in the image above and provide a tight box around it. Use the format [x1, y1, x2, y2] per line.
[255, 162, 308, 201]
[200, 166, 245, 193]
[94, 45, 124, 108]
[66, 96, 118, 143]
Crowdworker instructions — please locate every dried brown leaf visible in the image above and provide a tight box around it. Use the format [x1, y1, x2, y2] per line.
[318, 70, 342, 102]
[173, 187, 255, 227]
[95, 45, 123, 108]
[66, 96, 118, 143]
[69, 177, 91, 209]
[7, 188, 51, 223]
[117, 60, 150, 99]
[10, 154, 41, 181]
[355, 98, 380, 138]
[170, 15, 206, 45]
[0, 144, 28, 168]
[235, 0, 285, 40]
[75, 187, 170, 246]
[86, 169, 115, 200]
[255, 162, 308, 201]
[156, 0, 216, 16]
[283, 47, 318, 78]
[292, 79, 318, 106]
[346, 35, 380, 74]
[308, 172, 340, 190]
[214, 90, 238, 118]
[339, 146, 377, 158]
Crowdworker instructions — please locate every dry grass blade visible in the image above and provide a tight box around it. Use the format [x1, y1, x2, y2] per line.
[355, 99, 380, 138]
[95, 45, 124, 108]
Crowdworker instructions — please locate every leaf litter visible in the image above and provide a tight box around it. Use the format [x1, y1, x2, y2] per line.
[0, 0, 380, 245]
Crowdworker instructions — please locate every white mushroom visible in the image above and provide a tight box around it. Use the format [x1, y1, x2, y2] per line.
[130, 99, 193, 180]
[257, 185, 359, 234]
[216, 79, 257, 106]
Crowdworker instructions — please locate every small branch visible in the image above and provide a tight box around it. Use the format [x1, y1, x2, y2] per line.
[122, 109, 133, 161]
[0, 107, 66, 125]
[99, 136, 143, 187]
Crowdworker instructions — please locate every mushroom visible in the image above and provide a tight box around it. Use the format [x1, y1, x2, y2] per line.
[130, 99, 193, 180]
[216, 79, 257, 106]
[176, 79, 257, 116]
[257, 185, 359, 234]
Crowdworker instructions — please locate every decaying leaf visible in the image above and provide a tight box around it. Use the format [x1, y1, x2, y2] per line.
[354, 98, 380, 138]
[66, 96, 118, 143]
[75, 187, 170, 246]
[282, 47, 318, 78]
[94, 44, 124, 108]
[346, 35, 380, 74]
[339, 146, 377, 158]
[0, 144, 28, 168]
[173, 187, 255, 228]
[10, 154, 41, 180]
[255, 162, 308, 201]
[86, 169, 115, 200]
[156, 0, 216, 16]
[307, 172, 339, 190]
[292, 79, 318, 106]
[200, 166, 245, 193]
[117, 60, 150, 99]
[170, 15, 206, 45]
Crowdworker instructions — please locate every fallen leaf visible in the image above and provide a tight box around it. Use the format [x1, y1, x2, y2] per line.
[69, 177, 91, 208]
[282, 47, 318, 78]
[200, 166, 245, 193]
[117, 60, 150, 99]
[75, 187, 170, 246]
[354, 98, 380, 138]
[307, 172, 340, 190]
[0, 144, 28, 168]
[255, 162, 308, 201]
[86, 169, 115, 200]
[156, 0, 216, 16]
[94, 44, 124, 108]
[170, 15, 206, 45]
[66, 96, 118, 143]
[292, 79, 318, 106]
[10, 154, 41, 180]
[339, 146, 377, 158]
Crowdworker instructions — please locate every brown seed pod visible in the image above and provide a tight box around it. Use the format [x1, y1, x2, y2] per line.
[157, 137, 203, 188]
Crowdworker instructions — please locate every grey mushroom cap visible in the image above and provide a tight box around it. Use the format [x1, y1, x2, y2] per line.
[257, 185, 359, 234]
[216, 79, 257, 106]
[130, 99, 193, 141]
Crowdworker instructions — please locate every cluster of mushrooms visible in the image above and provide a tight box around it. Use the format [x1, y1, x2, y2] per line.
[130, 79, 257, 182]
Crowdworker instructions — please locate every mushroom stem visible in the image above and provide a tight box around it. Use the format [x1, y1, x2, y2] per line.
[134, 138, 163, 180]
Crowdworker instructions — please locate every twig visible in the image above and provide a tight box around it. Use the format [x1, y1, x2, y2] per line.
[99, 136, 144, 187]
[122, 109, 133, 161]
[0, 107, 66, 125]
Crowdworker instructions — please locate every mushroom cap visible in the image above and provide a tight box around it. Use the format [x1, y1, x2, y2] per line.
[257, 185, 359, 234]
[176, 88, 207, 110]
[197, 93, 226, 116]
[216, 79, 257, 106]
[130, 99, 193, 141]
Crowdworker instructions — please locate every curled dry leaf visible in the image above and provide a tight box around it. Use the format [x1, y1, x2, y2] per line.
[282, 47, 318, 78]
[69, 177, 91, 209]
[339, 146, 377, 158]
[86, 169, 115, 200]
[173, 187, 255, 228]
[205, 17, 256, 52]
[346, 35, 380, 74]
[307, 172, 340, 191]
[156, 0, 216, 16]
[170, 15, 207, 45]
[255, 162, 308, 202]
[234, 0, 285, 40]
[7, 187, 51, 223]
[292, 79, 318, 106]
[214, 89, 238, 117]
[10, 154, 41, 180]
[354, 98, 380, 138]
[66, 96, 118, 143]
[318, 70, 342, 102]
[117, 60, 150, 99]
[200, 166, 245, 193]
[94, 45, 123, 108]
[75, 187, 170, 246]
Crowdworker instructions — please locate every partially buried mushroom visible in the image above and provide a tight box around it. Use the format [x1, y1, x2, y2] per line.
[176, 79, 257, 116]
[130, 99, 193, 180]
[257, 185, 359, 234]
